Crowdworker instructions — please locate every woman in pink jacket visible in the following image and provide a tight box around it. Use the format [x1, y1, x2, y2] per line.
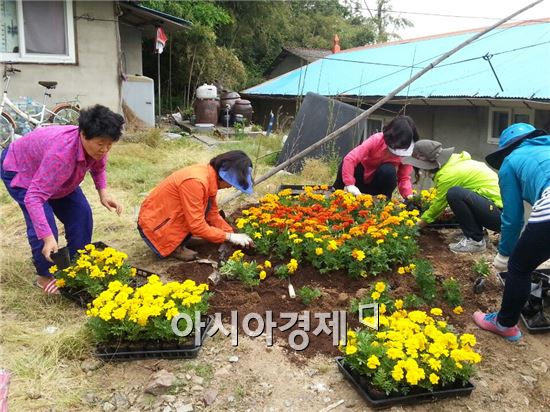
[333, 115, 418, 199]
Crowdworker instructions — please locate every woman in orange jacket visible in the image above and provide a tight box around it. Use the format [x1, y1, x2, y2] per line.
[138, 150, 254, 260]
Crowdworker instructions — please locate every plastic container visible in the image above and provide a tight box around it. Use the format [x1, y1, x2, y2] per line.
[336, 357, 475, 409]
[94, 315, 213, 361]
[196, 84, 217, 100]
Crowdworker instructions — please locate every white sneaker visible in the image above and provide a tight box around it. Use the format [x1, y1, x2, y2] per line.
[449, 237, 486, 253]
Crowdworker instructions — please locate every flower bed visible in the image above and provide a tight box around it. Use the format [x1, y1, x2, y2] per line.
[338, 298, 481, 406]
[235, 187, 420, 278]
[86, 275, 212, 360]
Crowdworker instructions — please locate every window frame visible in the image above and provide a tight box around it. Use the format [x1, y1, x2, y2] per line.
[0, 0, 76, 64]
[487, 107, 534, 145]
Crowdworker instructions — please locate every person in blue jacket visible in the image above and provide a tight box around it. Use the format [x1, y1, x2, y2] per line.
[473, 123, 550, 341]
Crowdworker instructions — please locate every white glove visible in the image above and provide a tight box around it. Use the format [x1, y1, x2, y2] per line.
[228, 233, 253, 248]
[493, 253, 509, 272]
[344, 185, 362, 196]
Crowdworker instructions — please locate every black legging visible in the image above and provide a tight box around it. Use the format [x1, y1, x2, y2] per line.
[446, 186, 502, 241]
[498, 220, 550, 327]
[333, 162, 397, 199]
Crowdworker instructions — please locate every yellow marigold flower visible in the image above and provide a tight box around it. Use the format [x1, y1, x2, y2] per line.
[392, 365, 404, 381]
[287, 259, 298, 274]
[254, 232, 262, 239]
[266, 230, 273, 235]
[304, 232, 315, 238]
[264, 260, 272, 268]
[392, 232, 399, 238]
[460, 333, 476, 346]
[397, 267, 406, 275]
[375, 282, 386, 293]
[376, 239, 384, 245]
[327, 240, 338, 251]
[345, 344, 357, 355]
[48, 265, 58, 274]
[409, 263, 416, 270]
[347, 330, 357, 339]
[371, 291, 381, 301]
[315, 247, 324, 256]
[453, 306, 464, 314]
[55, 278, 66, 288]
[429, 373, 439, 385]
[293, 238, 303, 244]
[437, 320, 447, 328]
[430, 308, 443, 316]
[367, 355, 380, 369]
[428, 358, 441, 371]
[379, 303, 387, 314]
[395, 299, 404, 310]
[259, 270, 267, 280]
[351, 249, 365, 261]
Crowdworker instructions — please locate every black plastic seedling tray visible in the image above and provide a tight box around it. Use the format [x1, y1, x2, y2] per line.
[55, 241, 150, 307]
[336, 357, 475, 409]
[497, 270, 550, 333]
[94, 315, 213, 361]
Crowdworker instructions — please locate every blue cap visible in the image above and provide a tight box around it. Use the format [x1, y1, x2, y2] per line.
[485, 123, 544, 169]
[219, 166, 253, 194]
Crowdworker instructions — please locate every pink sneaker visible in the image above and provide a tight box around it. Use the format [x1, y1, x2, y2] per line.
[473, 311, 522, 342]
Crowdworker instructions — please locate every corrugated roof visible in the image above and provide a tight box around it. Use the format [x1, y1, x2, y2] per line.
[243, 20, 550, 100]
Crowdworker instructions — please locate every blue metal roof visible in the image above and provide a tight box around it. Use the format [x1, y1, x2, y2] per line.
[242, 21, 550, 100]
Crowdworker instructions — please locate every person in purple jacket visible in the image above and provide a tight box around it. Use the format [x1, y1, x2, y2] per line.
[1, 105, 124, 294]
[333, 115, 418, 200]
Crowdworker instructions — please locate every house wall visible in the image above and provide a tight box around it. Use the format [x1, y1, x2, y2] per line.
[119, 23, 143, 75]
[268, 56, 306, 79]
[5, 1, 120, 112]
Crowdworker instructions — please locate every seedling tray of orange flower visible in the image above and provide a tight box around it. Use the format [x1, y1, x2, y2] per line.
[336, 357, 475, 408]
[94, 315, 213, 361]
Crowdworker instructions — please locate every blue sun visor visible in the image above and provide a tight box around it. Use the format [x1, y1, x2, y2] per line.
[219, 166, 254, 194]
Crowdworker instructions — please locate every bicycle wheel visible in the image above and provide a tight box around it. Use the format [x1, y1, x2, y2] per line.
[49, 105, 80, 125]
[0, 112, 16, 148]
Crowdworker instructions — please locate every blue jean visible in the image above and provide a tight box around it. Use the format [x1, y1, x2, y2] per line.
[1, 147, 93, 276]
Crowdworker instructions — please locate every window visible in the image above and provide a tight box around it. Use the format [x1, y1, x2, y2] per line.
[0, 0, 75, 63]
[487, 107, 534, 144]
[363, 115, 391, 143]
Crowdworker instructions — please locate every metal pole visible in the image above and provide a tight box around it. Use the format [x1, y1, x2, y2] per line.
[157, 52, 161, 125]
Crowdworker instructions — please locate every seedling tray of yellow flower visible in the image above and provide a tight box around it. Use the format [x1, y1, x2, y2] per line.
[53, 242, 150, 307]
[497, 270, 550, 333]
[94, 315, 213, 361]
[276, 184, 334, 196]
[336, 357, 475, 408]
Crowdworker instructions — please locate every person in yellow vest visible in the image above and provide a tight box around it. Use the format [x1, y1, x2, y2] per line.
[402, 140, 502, 253]
[137, 150, 254, 260]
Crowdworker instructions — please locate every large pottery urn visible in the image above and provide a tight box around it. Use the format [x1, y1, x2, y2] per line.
[194, 98, 220, 125]
[220, 91, 241, 111]
[231, 99, 253, 123]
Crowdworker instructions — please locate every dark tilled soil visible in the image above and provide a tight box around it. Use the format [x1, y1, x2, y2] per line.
[162, 228, 504, 358]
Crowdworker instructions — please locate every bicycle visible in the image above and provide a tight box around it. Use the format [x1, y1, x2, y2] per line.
[1, 64, 81, 147]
